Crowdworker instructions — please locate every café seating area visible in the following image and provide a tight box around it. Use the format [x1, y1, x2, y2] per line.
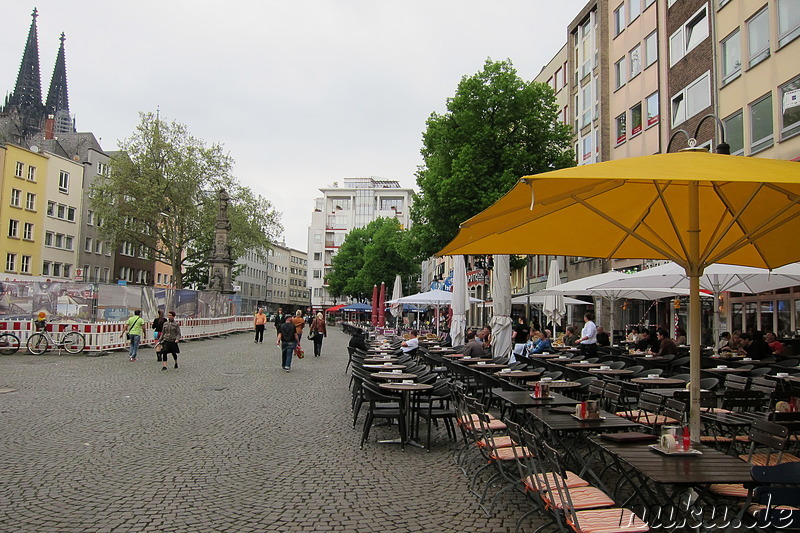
[343, 324, 800, 531]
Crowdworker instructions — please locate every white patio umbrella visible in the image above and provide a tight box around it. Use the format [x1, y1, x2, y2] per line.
[451, 255, 469, 347]
[538, 271, 694, 344]
[489, 255, 513, 360]
[389, 274, 403, 329]
[387, 289, 482, 306]
[543, 259, 566, 336]
[510, 293, 587, 305]
[591, 262, 800, 346]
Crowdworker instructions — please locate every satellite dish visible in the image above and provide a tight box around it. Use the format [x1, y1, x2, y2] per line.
[30, 145, 39, 153]
[73, 155, 80, 162]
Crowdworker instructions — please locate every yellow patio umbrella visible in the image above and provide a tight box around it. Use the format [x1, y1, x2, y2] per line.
[439, 150, 800, 439]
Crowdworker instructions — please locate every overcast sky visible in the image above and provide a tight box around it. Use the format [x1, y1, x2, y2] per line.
[3, 1, 585, 250]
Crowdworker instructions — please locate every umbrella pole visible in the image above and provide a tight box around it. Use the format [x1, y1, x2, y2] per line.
[688, 181, 701, 443]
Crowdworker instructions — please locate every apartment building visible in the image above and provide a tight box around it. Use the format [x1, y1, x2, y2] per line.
[716, 0, 800, 160]
[307, 177, 413, 309]
[236, 248, 268, 313]
[41, 151, 83, 280]
[1, 144, 47, 277]
[263, 243, 309, 314]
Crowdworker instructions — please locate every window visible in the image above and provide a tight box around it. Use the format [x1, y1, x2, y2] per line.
[58, 171, 70, 193]
[47, 201, 55, 216]
[614, 4, 626, 36]
[53, 263, 62, 277]
[94, 267, 100, 282]
[671, 72, 711, 126]
[554, 67, 564, 92]
[85, 237, 93, 252]
[580, 19, 593, 78]
[644, 31, 657, 67]
[616, 113, 627, 145]
[14, 162, 23, 178]
[27, 166, 36, 181]
[614, 57, 627, 90]
[581, 135, 593, 163]
[629, 0, 641, 22]
[748, 8, 770, 68]
[103, 268, 110, 282]
[778, 0, 800, 47]
[8, 219, 19, 238]
[95, 240, 103, 254]
[23, 222, 33, 241]
[63, 265, 71, 278]
[721, 29, 741, 84]
[25, 192, 35, 210]
[313, 233, 322, 244]
[781, 76, 800, 139]
[67, 207, 76, 222]
[750, 93, 774, 153]
[630, 102, 643, 137]
[629, 45, 642, 79]
[42, 261, 50, 276]
[313, 252, 321, 261]
[20, 255, 31, 274]
[57, 204, 65, 219]
[87, 210, 94, 225]
[45, 232, 53, 246]
[55, 234, 64, 249]
[724, 110, 744, 155]
[97, 162, 109, 176]
[105, 242, 111, 256]
[6, 253, 16, 272]
[670, 5, 709, 65]
[645, 0, 655, 9]
[10, 189, 21, 207]
[313, 269, 322, 279]
[581, 83, 592, 127]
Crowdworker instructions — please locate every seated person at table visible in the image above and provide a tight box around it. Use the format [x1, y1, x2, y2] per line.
[401, 330, 419, 353]
[738, 331, 771, 359]
[626, 326, 640, 343]
[655, 328, 678, 356]
[635, 330, 653, 352]
[765, 331, 784, 355]
[478, 325, 492, 355]
[729, 330, 743, 352]
[512, 317, 531, 356]
[530, 329, 553, 354]
[439, 328, 452, 347]
[562, 325, 579, 347]
[348, 330, 368, 352]
[718, 331, 732, 352]
[596, 326, 610, 346]
[675, 327, 687, 345]
[461, 329, 485, 357]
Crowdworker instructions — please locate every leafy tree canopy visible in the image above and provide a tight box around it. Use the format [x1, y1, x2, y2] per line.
[410, 58, 575, 260]
[91, 112, 282, 289]
[326, 218, 419, 300]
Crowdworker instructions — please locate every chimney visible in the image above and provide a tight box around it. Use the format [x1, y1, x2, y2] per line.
[44, 115, 55, 139]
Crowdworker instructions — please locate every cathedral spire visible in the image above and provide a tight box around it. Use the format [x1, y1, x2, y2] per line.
[6, 8, 44, 113]
[45, 32, 74, 134]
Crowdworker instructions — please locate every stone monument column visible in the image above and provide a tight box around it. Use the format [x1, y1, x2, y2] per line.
[208, 189, 235, 294]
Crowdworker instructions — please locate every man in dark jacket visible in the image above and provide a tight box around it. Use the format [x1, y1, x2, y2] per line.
[277, 316, 298, 372]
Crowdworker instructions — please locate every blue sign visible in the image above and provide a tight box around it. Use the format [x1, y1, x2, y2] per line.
[430, 281, 444, 290]
[443, 275, 453, 291]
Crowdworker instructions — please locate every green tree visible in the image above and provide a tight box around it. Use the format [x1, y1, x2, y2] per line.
[326, 218, 419, 299]
[91, 112, 282, 289]
[411, 58, 575, 259]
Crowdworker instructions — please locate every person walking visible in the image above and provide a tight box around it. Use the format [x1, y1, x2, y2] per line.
[160, 311, 182, 370]
[574, 311, 598, 358]
[254, 308, 267, 344]
[291, 310, 305, 355]
[310, 312, 327, 357]
[277, 316, 298, 372]
[152, 309, 167, 362]
[273, 307, 285, 341]
[123, 310, 145, 362]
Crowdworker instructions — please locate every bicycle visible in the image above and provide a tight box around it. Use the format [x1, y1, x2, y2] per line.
[0, 332, 21, 355]
[27, 328, 86, 355]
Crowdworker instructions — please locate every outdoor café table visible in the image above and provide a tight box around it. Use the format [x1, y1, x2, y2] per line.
[524, 380, 582, 391]
[457, 357, 493, 364]
[363, 357, 399, 364]
[442, 353, 466, 359]
[528, 353, 560, 359]
[549, 355, 582, 363]
[370, 372, 418, 382]
[496, 370, 542, 383]
[567, 362, 604, 369]
[589, 368, 636, 377]
[468, 363, 509, 372]
[494, 389, 578, 421]
[631, 377, 687, 388]
[703, 366, 750, 375]
[378, 382, 433, 449]
[555, 347, 582, 353]
[427, 347, 458, 355]
[630, 355, 671, 363]
[363, 363, 406, 370]
[526, 407, 643, 489]
[588, 435, 754, 529]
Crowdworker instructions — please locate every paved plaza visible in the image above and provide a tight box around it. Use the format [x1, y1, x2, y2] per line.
[1, 328, 534, 532]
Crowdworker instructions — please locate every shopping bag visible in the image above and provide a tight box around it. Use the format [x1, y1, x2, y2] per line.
[294, 344, 304, 358]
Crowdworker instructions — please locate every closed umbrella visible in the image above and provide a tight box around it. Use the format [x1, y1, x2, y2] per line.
[378, 282, 386, 327]
[438, 149, 800, 440]
[371, 285, 378, 328]
[390, 274, 403, 329]
[489, 255, 513, 360]
[543, 259, 566, 336]
[451, 255, 469, 346]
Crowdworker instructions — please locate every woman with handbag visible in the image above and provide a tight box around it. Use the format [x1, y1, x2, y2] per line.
[310, 312, 327, 357]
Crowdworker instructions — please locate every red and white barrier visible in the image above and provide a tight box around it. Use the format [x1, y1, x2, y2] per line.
[0, 316, 254, 353]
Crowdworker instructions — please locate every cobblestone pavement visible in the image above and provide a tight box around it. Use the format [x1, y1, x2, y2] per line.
[1, 329, 540, 532]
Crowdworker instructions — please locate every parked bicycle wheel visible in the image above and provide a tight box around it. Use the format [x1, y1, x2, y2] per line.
[62, 331, 86, 354]
[26, 332, 49, 355]
[0, 332, 21, 355]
